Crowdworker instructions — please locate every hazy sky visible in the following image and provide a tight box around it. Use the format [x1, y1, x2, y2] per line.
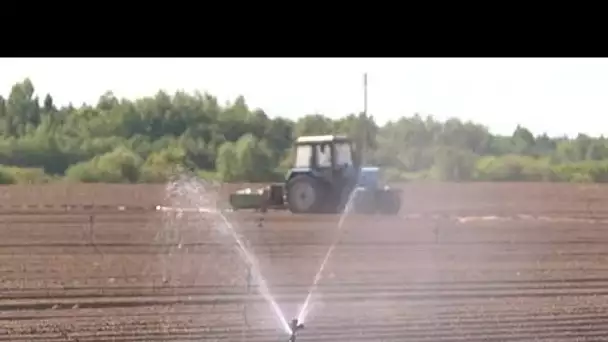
[1, 58, 607, 137]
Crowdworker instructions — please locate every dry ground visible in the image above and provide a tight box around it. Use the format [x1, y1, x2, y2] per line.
[1, 183, 608, 341]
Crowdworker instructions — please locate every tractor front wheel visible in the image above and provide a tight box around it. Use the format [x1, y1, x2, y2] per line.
[286, 175, 326, 214]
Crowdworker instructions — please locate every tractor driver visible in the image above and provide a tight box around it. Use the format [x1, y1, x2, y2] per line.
[317, 143, 332, 168]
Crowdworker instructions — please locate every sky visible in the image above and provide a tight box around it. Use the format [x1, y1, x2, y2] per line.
[0, 57, 607, 137]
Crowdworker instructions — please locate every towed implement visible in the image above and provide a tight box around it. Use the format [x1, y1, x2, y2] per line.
[229, 134, 401, 215]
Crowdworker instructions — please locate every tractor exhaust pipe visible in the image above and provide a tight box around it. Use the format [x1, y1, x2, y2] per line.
[287, 318, 304, 342]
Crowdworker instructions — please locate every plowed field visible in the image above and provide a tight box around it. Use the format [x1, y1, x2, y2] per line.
[2, 183, 608, 341]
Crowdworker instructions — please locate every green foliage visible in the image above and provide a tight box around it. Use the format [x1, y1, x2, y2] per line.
[1, 78, 608, 183]
[5, 166, 50, 184]
[431, 146, 477, 181]
[65, 146, 143, 183]
[139, 146, 190, 183]
[475, 155, 556, 182]
[216, 134, 279, 182]
[0, 165, 50, 184]
[216, 141, 239, 182]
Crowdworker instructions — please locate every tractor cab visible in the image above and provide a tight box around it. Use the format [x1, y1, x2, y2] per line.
[291, 135, 357, 173]
[286, 135, 360, 213]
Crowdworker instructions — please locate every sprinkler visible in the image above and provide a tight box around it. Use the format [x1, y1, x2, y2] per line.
[288, 318, 304, 342]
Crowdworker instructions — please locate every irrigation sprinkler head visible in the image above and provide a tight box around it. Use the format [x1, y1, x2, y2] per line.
[288, 318, 304, 342]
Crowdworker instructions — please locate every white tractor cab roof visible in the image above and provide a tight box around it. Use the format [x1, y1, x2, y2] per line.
[295, 135, 350, 144]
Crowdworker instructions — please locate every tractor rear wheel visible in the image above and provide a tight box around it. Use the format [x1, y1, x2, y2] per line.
[377, 190, 401, 215]
[286, 175, 326, 214]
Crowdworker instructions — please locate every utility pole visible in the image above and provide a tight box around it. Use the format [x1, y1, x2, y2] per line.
[360, 72, 368, 165]
[363, 72, 368, 116]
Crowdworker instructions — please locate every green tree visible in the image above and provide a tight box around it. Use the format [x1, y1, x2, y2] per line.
[233, 134, 275, 182]
[431, 146, 477, 181]
[216, 141, 238, 182]
[65, 146, 143, 183]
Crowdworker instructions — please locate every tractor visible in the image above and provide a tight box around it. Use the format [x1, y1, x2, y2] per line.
[228, 134, 401, 215]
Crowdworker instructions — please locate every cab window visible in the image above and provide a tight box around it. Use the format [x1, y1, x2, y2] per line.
[335, 142, 353, 166]
[294, 145, 312, 168]
[316, 144, 332, 168]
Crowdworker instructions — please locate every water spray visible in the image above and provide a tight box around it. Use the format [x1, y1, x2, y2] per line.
[165, 72, 373, 340]
[288, 318, 305, 342]
[164, 177, 292, 335]
[295, 72, 370, 328]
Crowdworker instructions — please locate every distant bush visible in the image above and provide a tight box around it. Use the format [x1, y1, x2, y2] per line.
[65, 146, 143, 183]
[474, 155, 556, 182]
[551, 161, 608, 183]
[431, 147, 477, 181]
[0, 165, 50, 184]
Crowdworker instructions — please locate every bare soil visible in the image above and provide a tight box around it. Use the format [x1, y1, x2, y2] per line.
[1, 183, 608, 341]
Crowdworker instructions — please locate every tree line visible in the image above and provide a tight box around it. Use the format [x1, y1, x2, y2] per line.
[0, 78, 606, 184]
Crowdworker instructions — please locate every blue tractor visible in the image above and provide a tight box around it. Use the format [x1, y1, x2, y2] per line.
[229, 134, 401, 215]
